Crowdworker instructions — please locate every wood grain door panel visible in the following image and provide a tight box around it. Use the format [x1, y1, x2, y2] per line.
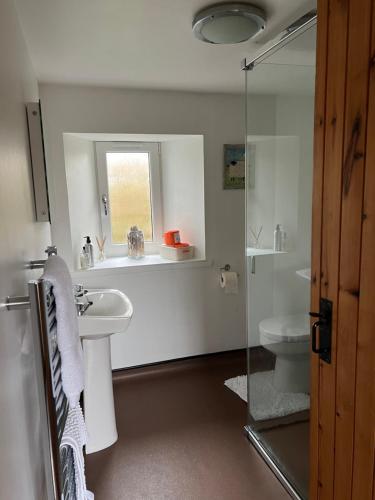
[310, 1, 375, 498]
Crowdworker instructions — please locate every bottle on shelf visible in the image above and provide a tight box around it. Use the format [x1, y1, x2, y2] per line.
[80, 247, 90, 269]
[273, 224, 287, 252]
[84, 236, 94, 267]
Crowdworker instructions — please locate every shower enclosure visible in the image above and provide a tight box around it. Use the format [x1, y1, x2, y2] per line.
[244, 14, 317, 500]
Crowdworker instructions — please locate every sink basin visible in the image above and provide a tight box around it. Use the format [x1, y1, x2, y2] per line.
[78, 289, 133, 339]
[77, 287, 133, 454]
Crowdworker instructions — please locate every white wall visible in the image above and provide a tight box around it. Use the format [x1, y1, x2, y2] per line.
[63, 135, 101, 269]
[247, 95, 314, 346]
[247, 137, 277, 344]
[247, 137, 277, 249]
[276, 96, 314, 269]
[161, 137, 205, 259]
[273, 96, 314, 318]
[0, 0, 51, 498]
[40, 84, 275, 368]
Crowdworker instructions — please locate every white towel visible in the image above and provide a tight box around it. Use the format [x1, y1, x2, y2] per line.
[42, 255, 84, 407]
[60, 405, 94, 500]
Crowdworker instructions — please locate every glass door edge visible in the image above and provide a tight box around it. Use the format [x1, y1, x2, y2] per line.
[244, 425, 304, 500]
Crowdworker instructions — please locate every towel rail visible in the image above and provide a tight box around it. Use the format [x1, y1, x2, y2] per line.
[29, 259, 47, 269]
[29, 279, 76, 499]
[5, 245, 78, 498]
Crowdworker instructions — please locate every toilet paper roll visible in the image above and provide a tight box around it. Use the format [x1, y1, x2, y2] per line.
[220, 271, 238, 294]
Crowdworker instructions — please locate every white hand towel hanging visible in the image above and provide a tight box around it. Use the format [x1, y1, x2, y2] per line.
[60, 405, 94, 500]
[43, 255, 84, 407]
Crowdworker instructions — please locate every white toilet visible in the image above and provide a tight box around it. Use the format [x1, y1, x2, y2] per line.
[259, 313, 310, 394]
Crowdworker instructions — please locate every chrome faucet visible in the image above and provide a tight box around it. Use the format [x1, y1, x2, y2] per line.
[73, 284, 92, 316]
[73, 284, 86, 297]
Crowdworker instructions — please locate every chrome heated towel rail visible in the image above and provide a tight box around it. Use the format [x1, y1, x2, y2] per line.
[5, 246, 78, 498]
[29, 279, 76, 499]
[5, 277, 76, 499]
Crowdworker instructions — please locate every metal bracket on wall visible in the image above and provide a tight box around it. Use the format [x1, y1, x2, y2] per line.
[6, 296, 31, 311]
[4, 247, 58, 310]
[220, 264, 231, 272]
[28, 245, 57, 269]
[219, 264, 240, 277]
[249, 256, 256, 274]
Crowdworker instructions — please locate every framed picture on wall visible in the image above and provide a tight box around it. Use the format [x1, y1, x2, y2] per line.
[223, 144, 246, 190]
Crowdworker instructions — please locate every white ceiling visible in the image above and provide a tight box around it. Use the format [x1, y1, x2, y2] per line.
[15, 0, 316, 94]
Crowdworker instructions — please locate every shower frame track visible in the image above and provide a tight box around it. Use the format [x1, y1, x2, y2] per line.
[241, 11, 317, 71]
[245, 425, 304, 500]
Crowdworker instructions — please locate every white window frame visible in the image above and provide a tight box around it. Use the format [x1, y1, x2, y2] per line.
[95, 141, 163, 256]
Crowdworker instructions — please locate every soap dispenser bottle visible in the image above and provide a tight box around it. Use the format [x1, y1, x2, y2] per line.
[274, 224, 282, 252]
[274, 224, 287, 252]
[84, 236, 94, 267]
[279, 226, 287, 252]
[80, 247, 90, 269]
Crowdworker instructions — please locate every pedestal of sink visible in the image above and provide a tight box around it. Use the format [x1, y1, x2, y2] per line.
[83, 336, 117, 454]
[78, 288, 133, 454]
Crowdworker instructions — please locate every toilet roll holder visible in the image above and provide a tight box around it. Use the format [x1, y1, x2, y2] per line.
[219, 264, 239, 276]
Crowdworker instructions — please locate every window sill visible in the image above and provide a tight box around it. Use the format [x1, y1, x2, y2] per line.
[71, 254, 210, 278]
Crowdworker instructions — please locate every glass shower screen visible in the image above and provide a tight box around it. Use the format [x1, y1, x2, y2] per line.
[244, 22, 316, 500]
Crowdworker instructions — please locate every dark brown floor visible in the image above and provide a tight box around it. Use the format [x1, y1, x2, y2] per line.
[261, 422, 309, 499]
[85, 350, 291, 500]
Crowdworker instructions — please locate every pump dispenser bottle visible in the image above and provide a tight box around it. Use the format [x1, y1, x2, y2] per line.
[274, 224, 287, 252]
[84, 236, 94, 267]
[274, 224, 282, 252]
[80, 247, 90, 269]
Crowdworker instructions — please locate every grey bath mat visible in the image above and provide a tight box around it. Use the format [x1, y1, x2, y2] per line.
[224, 371, 310, 421]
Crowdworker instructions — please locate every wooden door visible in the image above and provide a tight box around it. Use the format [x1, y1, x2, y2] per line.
[310, 0, 375, 499]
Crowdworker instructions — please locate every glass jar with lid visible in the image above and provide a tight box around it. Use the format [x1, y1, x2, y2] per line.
[127, 226, 145, 259]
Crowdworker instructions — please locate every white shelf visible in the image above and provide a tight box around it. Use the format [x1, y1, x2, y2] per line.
[246, 247, 287, 257]
[72, 255, 209, 278]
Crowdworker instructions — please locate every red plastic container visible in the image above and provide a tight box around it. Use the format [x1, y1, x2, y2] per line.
[164, 230, 181, 247]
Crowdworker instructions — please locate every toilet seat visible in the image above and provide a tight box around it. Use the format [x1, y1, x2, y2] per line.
[259, 313, 310, 343]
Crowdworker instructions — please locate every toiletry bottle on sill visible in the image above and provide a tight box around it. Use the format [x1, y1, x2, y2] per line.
[279, 226, 287, 252]
[80, 247, 90, 269]
[274, 224, 282, 252]
[274, 224, 287, 252]
[84, 236, 94, 267]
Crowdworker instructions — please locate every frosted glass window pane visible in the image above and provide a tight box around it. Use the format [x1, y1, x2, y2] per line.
[106, 152, 153, 244]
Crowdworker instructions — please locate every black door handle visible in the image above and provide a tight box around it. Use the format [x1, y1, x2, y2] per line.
[311, 320, 323, 354]
[309, 298, 332, 364]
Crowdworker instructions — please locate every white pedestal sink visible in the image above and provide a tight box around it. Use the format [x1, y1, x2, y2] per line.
[78, 289, 133, 454]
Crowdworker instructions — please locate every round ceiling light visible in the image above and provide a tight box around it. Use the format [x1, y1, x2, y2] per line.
[192, 3, 266, 44]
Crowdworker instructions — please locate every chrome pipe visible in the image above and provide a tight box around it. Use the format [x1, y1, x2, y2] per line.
[29, 260, 46, 269]
[6, 296, 31, 310]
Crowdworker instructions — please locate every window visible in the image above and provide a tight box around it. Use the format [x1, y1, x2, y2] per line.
[96, 142, 162, 255]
